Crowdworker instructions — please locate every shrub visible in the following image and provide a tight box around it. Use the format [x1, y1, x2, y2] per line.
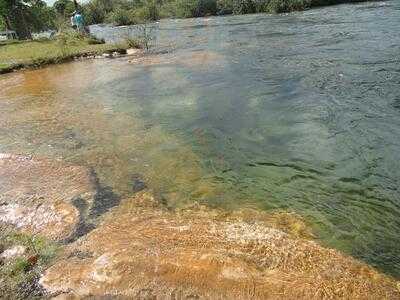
[230, 0, 268, 14]
[196, 0, 218, 16]
[125, 37, 143, 48]
[265, 0, 311, 12]
[217, 0, 234, 14]
[132, 0, 160, 22]
[137, 23, 154, 50]
[83, 0, 116, 25]
[56, 33, 69, 56]
[173, 0, 218, 18]
[106, 8, 136, 26]
[121, 22, 154, 51]
[85, 36, 106, 44]
[159, 1, 177, 18]
[173, 0, 198, 18]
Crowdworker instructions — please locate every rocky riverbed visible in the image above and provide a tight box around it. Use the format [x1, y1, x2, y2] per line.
[0, 153, 399, 299]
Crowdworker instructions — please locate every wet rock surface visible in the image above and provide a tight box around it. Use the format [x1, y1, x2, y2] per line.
[1, 154, 399, 299]
[131, 174, 147, 193]
[40, 191, 400, 299]
[0, 153, 96, 240]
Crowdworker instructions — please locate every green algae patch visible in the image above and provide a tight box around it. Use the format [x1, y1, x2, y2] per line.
[0, 225, 60, 299]
[0, 38, 127, 75]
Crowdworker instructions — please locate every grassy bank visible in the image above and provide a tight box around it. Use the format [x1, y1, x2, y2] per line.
[0, 35, 128, 74]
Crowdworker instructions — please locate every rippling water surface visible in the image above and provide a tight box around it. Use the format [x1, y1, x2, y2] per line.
[1, 2, 400, 276]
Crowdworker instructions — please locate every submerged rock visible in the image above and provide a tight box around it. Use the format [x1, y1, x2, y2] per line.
[40, 191, 400, 299]
[0, 153, 96, 240]
[131, 173, 147, 193]
[126, 48, 142, 56]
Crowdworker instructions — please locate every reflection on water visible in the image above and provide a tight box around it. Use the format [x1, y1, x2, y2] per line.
[1, 2, 400, 276]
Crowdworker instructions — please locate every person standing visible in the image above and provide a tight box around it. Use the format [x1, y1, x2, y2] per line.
[70, 12, 77, 29]
[74, 11, 84, 33]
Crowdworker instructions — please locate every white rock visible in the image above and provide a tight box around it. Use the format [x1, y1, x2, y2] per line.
[0, 245, 26, 260]
[127, 48, 141, 55]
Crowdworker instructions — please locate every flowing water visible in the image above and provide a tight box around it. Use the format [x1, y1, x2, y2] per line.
[1, 1, 400, 276]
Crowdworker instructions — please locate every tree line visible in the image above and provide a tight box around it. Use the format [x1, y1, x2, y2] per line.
[1, 0, 363, 39]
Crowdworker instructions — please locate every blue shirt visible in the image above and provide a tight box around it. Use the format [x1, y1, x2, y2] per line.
[74, 14, 83, 26]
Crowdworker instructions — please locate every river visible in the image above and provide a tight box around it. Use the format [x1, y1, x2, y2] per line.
[1, 1, 399, 277]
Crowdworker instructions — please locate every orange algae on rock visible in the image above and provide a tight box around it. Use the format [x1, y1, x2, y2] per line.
[40, 191, 400, 299]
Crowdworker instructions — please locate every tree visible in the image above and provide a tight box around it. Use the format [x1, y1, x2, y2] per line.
[27, 0, 56, 31]
[0, 0, 12, 30]
[82, 0, 118, 25]
[0, 0, 56, 39]
[53, 0, 75, 16]
[0, 18, 5, 30]
[0, 0, 31, 38]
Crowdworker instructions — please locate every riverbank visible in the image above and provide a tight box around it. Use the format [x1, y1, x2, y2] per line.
[0, 153, 399, 299]
[0, 37, 129, 75]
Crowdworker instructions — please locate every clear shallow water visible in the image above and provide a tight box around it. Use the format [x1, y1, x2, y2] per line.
[1, 2, 400, 276]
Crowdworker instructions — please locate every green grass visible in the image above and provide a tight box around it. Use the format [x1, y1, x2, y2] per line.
[0, 225, 60, 299]
[0, 37, 127, 74]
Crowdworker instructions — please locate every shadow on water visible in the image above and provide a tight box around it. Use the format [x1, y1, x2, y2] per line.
[63, 169, 122, 243]
[89, 168, 121, 219]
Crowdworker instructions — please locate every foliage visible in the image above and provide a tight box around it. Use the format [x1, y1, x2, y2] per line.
[172, 0, 199, 18]
[121, 22, 154, 50]
[134, 0, 160, 21]
[124, 36, 142, 48]
[53, 0, 76, 16]
[137, 22, 154, 50]
[162, 0, 217, 18]
[215, 0, 318, 15]
[0, 0, 56, 39]
[86, 35, 105, 44]
[28, 1, 57, 31]
[216, 0, 234, 14]
[57, 30, 72, 56]
[82, 0, 123, 24]
[83, 0, 161, 25]
[105, 7, 136, 25]
[265, 0, 311, 12]
[77, 0, 322, 25]
[55, 28, 107, 55]
[0, 17, 5, 30]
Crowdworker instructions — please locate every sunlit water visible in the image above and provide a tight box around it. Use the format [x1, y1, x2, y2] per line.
[1, 2, 400, 276]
